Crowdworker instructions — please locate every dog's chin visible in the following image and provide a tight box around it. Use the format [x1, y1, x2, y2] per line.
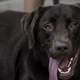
[58, 48, 80, 80]
[49, 48, 80, 80]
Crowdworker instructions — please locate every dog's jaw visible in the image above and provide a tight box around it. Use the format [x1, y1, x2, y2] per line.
[49, 49, 80, 80]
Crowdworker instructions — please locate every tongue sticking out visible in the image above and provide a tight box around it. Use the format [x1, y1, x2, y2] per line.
[49, 57, 59, 80]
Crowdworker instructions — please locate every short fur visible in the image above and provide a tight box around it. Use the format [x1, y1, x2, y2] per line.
[0, 4, 80, 80]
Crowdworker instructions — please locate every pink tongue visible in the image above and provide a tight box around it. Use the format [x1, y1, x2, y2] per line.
[49, 57, 59, 80]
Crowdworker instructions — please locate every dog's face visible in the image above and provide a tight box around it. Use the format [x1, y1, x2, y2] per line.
[33, 5, 80, 80]
[22, 5, 80, 80]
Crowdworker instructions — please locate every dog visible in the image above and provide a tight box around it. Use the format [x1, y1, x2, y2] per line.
[0, 4, 80, 80]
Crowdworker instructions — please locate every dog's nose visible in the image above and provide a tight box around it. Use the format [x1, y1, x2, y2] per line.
[56, 45, 68, 52]
[55, 41, 69, 52]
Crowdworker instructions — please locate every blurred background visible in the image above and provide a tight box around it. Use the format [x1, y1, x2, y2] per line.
[0, 0, 80, 12]
[0, 0, 24, 12]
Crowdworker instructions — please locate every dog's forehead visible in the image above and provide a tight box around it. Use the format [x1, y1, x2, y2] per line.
[46, 5, 72, 18]
[39, 5, 79, 25]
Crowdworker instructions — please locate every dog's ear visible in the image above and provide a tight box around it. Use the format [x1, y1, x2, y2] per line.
[21, 12, 39, 49]
[69, 4, 80, 17]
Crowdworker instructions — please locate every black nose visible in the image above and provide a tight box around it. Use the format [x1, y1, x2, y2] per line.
[55, 40, 70, 52]
[56, 45, 68, 52]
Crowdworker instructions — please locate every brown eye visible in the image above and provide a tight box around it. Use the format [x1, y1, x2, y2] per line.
[69, 24, 75, 31]
[42, 24, 53, 32]
[69, 22, 78, 31]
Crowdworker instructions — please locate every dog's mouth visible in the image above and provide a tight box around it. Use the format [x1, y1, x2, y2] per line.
[49, 48, 80, 80]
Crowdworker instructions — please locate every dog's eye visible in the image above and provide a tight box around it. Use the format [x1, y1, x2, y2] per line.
[42, 24, 53, 32]
[69, 22, 78, 31]
[69, 23, 75, 31]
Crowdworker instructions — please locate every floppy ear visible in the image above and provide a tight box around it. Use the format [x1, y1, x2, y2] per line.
[69, 4, 80, 17]
[21, 12, 39, 49]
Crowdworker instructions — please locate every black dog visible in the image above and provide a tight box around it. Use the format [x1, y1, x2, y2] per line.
[0, 4, 80, 80]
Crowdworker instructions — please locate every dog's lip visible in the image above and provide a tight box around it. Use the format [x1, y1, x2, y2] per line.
[58, 57, 73, 72]
[58, 48, 80, 79]
[58, 57, 73, 79]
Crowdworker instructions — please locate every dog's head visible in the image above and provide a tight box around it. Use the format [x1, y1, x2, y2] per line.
[22, 4, 80, 80]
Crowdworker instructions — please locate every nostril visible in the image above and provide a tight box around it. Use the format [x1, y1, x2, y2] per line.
[56, 46, 68, 51]
[63, 46, 68, 50]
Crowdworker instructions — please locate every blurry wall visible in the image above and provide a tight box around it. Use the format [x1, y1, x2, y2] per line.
[0, 0, 24, 12]
[0, 0, 80, 12]
[9, 0, 24, 11]
[60, 0, 80, 4]
[44, 0, 53, 6]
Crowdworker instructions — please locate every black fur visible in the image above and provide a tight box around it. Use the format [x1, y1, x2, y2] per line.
[0, 4, 80, 80]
